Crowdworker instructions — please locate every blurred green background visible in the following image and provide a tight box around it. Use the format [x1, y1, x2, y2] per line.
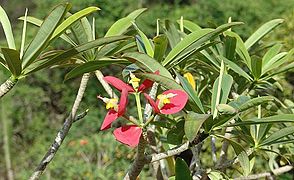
[0, 0, 294, 179]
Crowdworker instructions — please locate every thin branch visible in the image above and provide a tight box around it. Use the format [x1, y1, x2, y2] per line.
[29, 73, 90, 180]
[234, 165, 293, 180]
[0, 77, 18, 99]
[95, 70, 118, 99]
[150, 142, 189, 163]
[123, 137, 150, 180]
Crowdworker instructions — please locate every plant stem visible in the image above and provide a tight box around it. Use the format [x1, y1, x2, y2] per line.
[30, 73, 90, 180]
[135, 93, 143, 124]
[1, 99, 14, 180]
[0, 76, 18, 99]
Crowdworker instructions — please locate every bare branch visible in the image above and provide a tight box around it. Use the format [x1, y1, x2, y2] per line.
[234, 165, 293, 180]
[0, 77, 17, 99]
[29, 73, 90, 180]
[150, 142, 189, 163]
[95, 70, 118, 99]
[123, 137, 150, 180]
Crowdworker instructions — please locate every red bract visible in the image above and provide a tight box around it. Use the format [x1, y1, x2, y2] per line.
[98, 88, 128, 130]
[104, 71, 158, 93]
[144, 89, 188, 114]
[113, 125, 142, 148]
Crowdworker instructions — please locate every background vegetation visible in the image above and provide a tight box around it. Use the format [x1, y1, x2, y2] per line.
[0, 0, 294, 179]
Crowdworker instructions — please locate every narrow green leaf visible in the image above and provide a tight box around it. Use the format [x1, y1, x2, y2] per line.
[251, 58, 262, 79]
[20, 8, 28, 58]
[137, 73, 183, 91]
[224, 35, 236, 61]
[123, 52, 173, 79]
[260, 126, 294, 146]
[245, 19, 284, 50]
[224, 31, 251, 70]
[65, 58, 129, 80]
[105, 8, 146, 37]
[228, 114, 294, 126]
[217, 104, 237, 114]
[176, 19, 201, 32]
[262, 52, 288, 74]
[262, 44, 283, 67]
[51, 6, 100, 40]
[2, 48, 22, 77]
[184, 112, 210, 142]
[22, 4, 70, 68]
[175, 158, 192, 180]
[177, 73, 205, 113]
[23, 36, 130, 74]
[133, 23, 154, 57]
[153, 35, 168, 62]
[163, 22, 243, 67]
[162, 20, 182, 48]
[238, 96, 274, 112]
[220, 56, 253, 81]
[0, 6, 16, 49]
[211, 74, 234, 117]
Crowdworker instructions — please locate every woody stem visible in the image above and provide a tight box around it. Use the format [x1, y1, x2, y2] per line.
[135, 93, 143, 124]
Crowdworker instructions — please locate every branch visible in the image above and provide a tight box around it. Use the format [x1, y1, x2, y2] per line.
[123, 137, 150, 180]
[0, 77, 17, 99]
[29, 73, 90, 180]
[234, 165, 293, 180]
[95, 70, 118, 99]
[150, 142, 189, 163]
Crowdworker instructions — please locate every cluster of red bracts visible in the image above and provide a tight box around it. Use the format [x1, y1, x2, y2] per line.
[98, 74, 188, 147]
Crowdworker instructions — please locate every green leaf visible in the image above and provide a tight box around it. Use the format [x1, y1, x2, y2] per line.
[211, 74, 234, 116]
[123, 52, 173, 79]
[229, 114, 294, 126]
[175, 158, 192, 180]
[217, 104, 237, 114]
[177, 73, 205, 113]
[51, 6, 99, 40]
[162, 20, 182, 48]
[23, 36, 130, 74]
[176, 19, 201, 32]
[0, 6, 16, 49]
[22, 4, 71, 68]
[245, 19, 284, 50]
[262, 44, 283, 67]
[224, 31, 251, 70]
[220, 56, 253, 81]
[163, 22, 243, 67]
[1, 48, 22, 77]
[262, 52, 288, 75]
[260, 126, 294, 146]
[133, 23, 154, 57]
[224, 35, 236, 61]
[64, 58, 129, 80]
[153, 35, 168, 62]
[238, 96, 274, 112]
[251, 58, 262, 79]
[137, 73, 183, 91]
[167, 121, 185, 145]
[105, 8, 146, 37]
[184, 112, 210, 142]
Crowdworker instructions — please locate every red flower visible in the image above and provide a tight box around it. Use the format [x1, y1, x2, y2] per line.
[104, 72, 158, 93]
[113, 125, 142, 148]
[144, 89, 188, 114]
[98, 88, 128, 130]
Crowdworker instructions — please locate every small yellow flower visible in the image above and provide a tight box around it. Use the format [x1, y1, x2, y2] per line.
[184, 72, 196, 90]
[129, 72, 141, 90]
[157, 93, 177, 109]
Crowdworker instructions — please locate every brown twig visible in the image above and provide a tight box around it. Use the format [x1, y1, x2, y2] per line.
[29, 73, 90, 180]
[0, 77, 17, 99]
